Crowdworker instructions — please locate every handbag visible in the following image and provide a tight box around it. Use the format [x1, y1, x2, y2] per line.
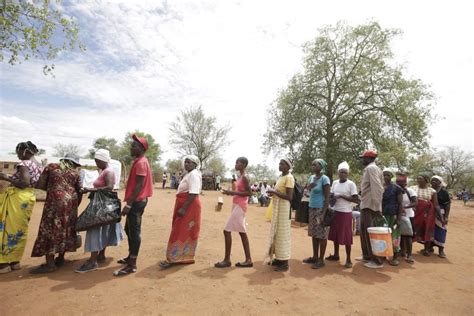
[323, 207, 336, 226]
[76, 190, 122, 231]
[399, 216, 413, 236]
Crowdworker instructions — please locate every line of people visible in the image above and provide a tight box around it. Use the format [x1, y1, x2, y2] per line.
[0, 139, 450, 276]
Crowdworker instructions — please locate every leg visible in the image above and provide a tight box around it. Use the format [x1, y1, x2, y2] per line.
[345, 245, 352, 267]
[405, 236, 414, 263]
[359, 209, 371, 260]
[98, 248, 106, 261]
[239, 232, 252, 264]
[318, 238, 327, 261]
[90, 251, 99, 264]
[334, 243, 340, 257]
[312, 237, 319, 260]
[215, 230, 232, 267]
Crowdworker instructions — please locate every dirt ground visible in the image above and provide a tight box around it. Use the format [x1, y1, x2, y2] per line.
[1, 187, 473, 315]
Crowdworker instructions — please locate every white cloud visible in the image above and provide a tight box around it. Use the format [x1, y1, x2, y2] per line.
[1, 0, 473, 171]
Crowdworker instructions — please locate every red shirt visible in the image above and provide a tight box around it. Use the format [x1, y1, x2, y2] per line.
[125, 156, 153, 202]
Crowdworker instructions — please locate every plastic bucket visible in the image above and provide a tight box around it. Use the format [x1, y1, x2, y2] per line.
[367, 227, 393, 257]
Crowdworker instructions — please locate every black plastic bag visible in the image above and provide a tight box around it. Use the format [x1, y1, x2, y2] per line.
[76, 190, 121, 231]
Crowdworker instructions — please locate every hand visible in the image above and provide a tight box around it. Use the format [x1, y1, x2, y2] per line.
[121, 204, 132, 216]
[80, 187, 90, 194]
[0, 172, 8, 181]
[222, 189, 231, 195]
[177, 207, 186, 217]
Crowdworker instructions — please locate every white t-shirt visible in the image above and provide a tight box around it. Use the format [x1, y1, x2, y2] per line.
[331, 179, 358, 213]
[402, 188, 417, 218]
[176, 169, 202, 195]
[260, 185, 269, 197]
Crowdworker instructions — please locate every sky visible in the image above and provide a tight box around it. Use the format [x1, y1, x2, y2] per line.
[1, 0, 473, 172]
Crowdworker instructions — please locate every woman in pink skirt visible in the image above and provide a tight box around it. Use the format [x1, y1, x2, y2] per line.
[215, 157, 253, 268]
[326, 162, 359, 268]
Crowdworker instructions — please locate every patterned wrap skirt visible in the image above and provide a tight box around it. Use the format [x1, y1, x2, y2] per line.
[308, 208, 329, 239]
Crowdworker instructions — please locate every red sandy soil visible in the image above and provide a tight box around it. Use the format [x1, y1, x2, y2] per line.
[1, 188, 473, 315]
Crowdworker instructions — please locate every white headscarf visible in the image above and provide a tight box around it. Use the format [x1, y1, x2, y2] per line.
[431, 175, 446, 187]
[382, 167, 394, 175]
[337, 161, 350, 172]
[183, 155, 200, 170]
[94, 149, 110, 163]
[281, 158, 293, 169]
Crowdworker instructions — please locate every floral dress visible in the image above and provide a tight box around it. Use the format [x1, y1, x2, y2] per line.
[31, 163, 81, 256]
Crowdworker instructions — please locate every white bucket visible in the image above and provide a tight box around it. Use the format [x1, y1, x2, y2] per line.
[367, 227, 393, 257]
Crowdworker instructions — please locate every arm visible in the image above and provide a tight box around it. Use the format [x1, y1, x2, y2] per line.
[431, 191, 442, 220]
[222, 175, 252, 197]
[369, 168, 384, 208]
[121, 175, 145, 215]
[322, 184, 330, 212]
[268, 187, 294, 201]
[338, 194, 360, 203]
[0, 166, 30, 189]
[35, 167, 49, 191]
[396, 192, 403, 223]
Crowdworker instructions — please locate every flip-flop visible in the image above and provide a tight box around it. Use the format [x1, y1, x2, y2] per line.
[302, 257, 317, 264]
[159, 261, 173, 269]
[235, 262, 253, 268]
[214, 261, 231, 268]
[344, 262, 353, 268]
[405, 256, 415, 264]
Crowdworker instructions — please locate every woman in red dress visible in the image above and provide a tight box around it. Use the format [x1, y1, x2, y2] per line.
[30, 154, 82, 274]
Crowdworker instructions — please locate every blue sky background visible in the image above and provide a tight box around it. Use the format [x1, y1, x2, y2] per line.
[1, 0, 472, 171]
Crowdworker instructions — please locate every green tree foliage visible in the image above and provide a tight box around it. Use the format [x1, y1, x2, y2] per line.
[88, 137, 121, 160]
[204, 156, 227, 176]
[264, 21, 434, 179]
[53, 143, 82, 157]
[165, 158, 182, 175]
[169, 105, 231, 169]
[0, 0, 85, 74]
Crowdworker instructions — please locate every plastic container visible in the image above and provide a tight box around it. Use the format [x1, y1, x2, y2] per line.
[367, 226, 393, 257]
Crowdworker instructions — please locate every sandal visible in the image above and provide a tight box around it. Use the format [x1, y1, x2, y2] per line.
[302, 257, 317, 264]
[159, 260, 174, 270]
[214, 261, 231, 268]
[312, 260, 325, 269]
[405, 256, 415, 264]
[422, 250, 431, 257]
[325, 254, 340, 261]
[235, 262, 253, 268]
[117, 257, 130, 265]
[389, 259, 400, 266]
[30, 264, 57, 274]
[344, 261, 353, 268]
[113, 264, 137, 276]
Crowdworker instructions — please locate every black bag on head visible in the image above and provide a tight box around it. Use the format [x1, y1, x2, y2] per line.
[76, 190, 121, 232]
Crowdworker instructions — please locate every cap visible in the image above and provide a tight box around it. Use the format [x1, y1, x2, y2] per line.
[94, 148, 111, 162]
[132, 134, 149, 151]
[359, 150, 378, 158]
[61, 153, 81, 166]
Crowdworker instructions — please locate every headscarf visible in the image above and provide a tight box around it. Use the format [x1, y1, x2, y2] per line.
[431, 175, 446, 187]
[337, 161, 349, 172]
[312, 158, 327, 173]
[382, 168, 394, 176]
[16, 141, 39, 156]
[281, 158, 293, 169]
[94, 149, 110, 163]
[419, 172, 431, 183]
[183, 155, 200, 170]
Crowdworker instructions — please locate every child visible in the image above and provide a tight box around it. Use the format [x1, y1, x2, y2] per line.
[215, 157, 253, 268]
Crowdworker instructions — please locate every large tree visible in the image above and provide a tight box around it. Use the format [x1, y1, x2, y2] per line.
[245, 164, 277, 183]
[437, 146, 473, 190]
[169, 105, 231, 168]
[264, 21, 433, 178]
[204, 156, 227, 176]
[1, 0, 84, 74]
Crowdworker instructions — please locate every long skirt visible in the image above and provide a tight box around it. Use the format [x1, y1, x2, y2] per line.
[265, 198, 291, 262]
[0, 187, 36, 263]
[308, 208, 329, 239]
[433, 208, 447, 247]
[31, 189, 79, 257]
[385, 214, 401, 253]
[166, 193, 201, 264]
[224, 204, 247, 233]
[328, 211, 353, 245]
[413, 199, 435, 243]
[85, 223, 124, 252]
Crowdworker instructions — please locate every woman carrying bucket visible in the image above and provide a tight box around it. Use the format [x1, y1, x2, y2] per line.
[413, 173, 441, 256]
[382, 169, 403, 266]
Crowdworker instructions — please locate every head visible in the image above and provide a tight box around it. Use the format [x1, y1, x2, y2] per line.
[417, 173, 430, 187]
[235, 156, 248, 171]
[312, 158, 327, 174]
[396, 174, 408, 188]
[431, 176, 443, 189]
[15, 141, 39, 160]
[183, 155, 199, 172]
[279, 159, 291, 173]
[61, 153, 81, 169]
[130, 134, 148, 157]
[359, 150, 377, 167]
[263, 181, 267, 186]
[338, 169, 348, 182]
[94, 148, 110, 170]
[383, 170, 393, 184]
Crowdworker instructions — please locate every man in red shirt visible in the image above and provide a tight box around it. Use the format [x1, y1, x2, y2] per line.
[114, 134, 153, 276]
